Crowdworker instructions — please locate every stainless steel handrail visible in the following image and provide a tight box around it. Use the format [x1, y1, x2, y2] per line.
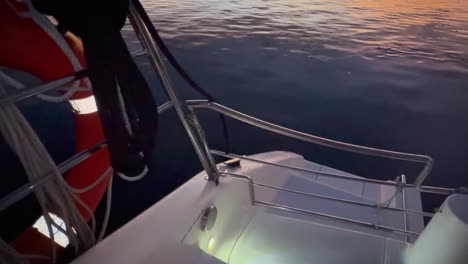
[157, 101, 173, 114]
[419, 185, 459, 196]
[221, 171, 433, 217]
[401, 174, 409, 242]
[256, 202, 420, 237]
[0, 50, 147, 106]
[0, 102, 173, 212]
[219, 171, 421, 237]
[128, 4, 219, 183]
[0, 72, 83, 105]
[130, 48, 148, 58]
[187, 99, 433, 188]
[212, 150, 398, 186]
[0, 142, 106, 212]
[211, 150, 457, 196]
[1, 6, 220, 213]
[219, 172, 256, 206]
[253, 182, 434, 217]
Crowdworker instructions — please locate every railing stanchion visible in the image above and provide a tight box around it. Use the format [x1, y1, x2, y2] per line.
[128, 5, 219, 183]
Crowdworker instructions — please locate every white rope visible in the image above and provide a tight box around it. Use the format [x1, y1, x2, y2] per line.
[18, 0, 92, 102]
[116, 165, 148, 182]
[0, 2, 150, 261]
[0, 70, 119, 257]
[61, 167, 113, 194]
[0, 77, 95, 263]
[98, 176, 113, 242]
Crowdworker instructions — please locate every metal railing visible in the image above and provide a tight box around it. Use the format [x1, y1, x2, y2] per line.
[209, 150, 456, 196]
[0, 102, 172, 213]
[219, 171, 422, 237]
[128, 3, 220, 183]
[0, 71, 83, 105]
[186, 99, 435, 189]
[253, 181, 434, 217]
[181, 99, 463, 238]
[0, 49, 147, 105]
[0, 5, 220, 212]
[0, 142, 106, 212]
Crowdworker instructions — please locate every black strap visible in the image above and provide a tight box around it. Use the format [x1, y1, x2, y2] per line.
[33, 0, 157, 175]
[131, 0, 231, 153]
[130, 0, 215, 101]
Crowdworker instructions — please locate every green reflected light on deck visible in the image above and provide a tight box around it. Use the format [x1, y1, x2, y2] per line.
[207, 236, 215, 251]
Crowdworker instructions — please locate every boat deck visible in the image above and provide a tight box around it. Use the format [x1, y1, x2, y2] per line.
[230, 211, 406, 264]
[72, 151, 424, 264]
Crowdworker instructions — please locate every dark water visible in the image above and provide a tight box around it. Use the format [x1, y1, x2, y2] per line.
[2, 0, 468, 239]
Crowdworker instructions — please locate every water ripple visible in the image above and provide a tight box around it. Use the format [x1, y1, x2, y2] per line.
[136, 0, 468, 69]
[124, 0, 468, 114]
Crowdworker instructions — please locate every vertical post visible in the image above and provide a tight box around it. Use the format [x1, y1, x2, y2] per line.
[413, 159, 433, 189]
[401, 174, 408, 243]
[127, 4, 219, 183]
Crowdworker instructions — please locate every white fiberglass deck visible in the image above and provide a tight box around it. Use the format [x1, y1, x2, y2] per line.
[73, 151, 424, 264]
[221, 151, 424, 241]
[229, 212, 406, 264]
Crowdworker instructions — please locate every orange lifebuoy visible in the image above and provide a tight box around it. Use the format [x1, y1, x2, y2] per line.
[1, 0, 111, 261]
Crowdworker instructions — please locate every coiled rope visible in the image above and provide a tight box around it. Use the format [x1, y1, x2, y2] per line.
[0, 1, 114, 262]
[0, 74, 95, 263]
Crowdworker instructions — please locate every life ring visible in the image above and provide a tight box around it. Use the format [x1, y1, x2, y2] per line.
[0, 0, 111, 260]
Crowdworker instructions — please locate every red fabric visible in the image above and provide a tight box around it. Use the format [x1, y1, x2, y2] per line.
[66, 112, 111, 218]
[1, 0, 74, 81]
[11, 228, 64, 264]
